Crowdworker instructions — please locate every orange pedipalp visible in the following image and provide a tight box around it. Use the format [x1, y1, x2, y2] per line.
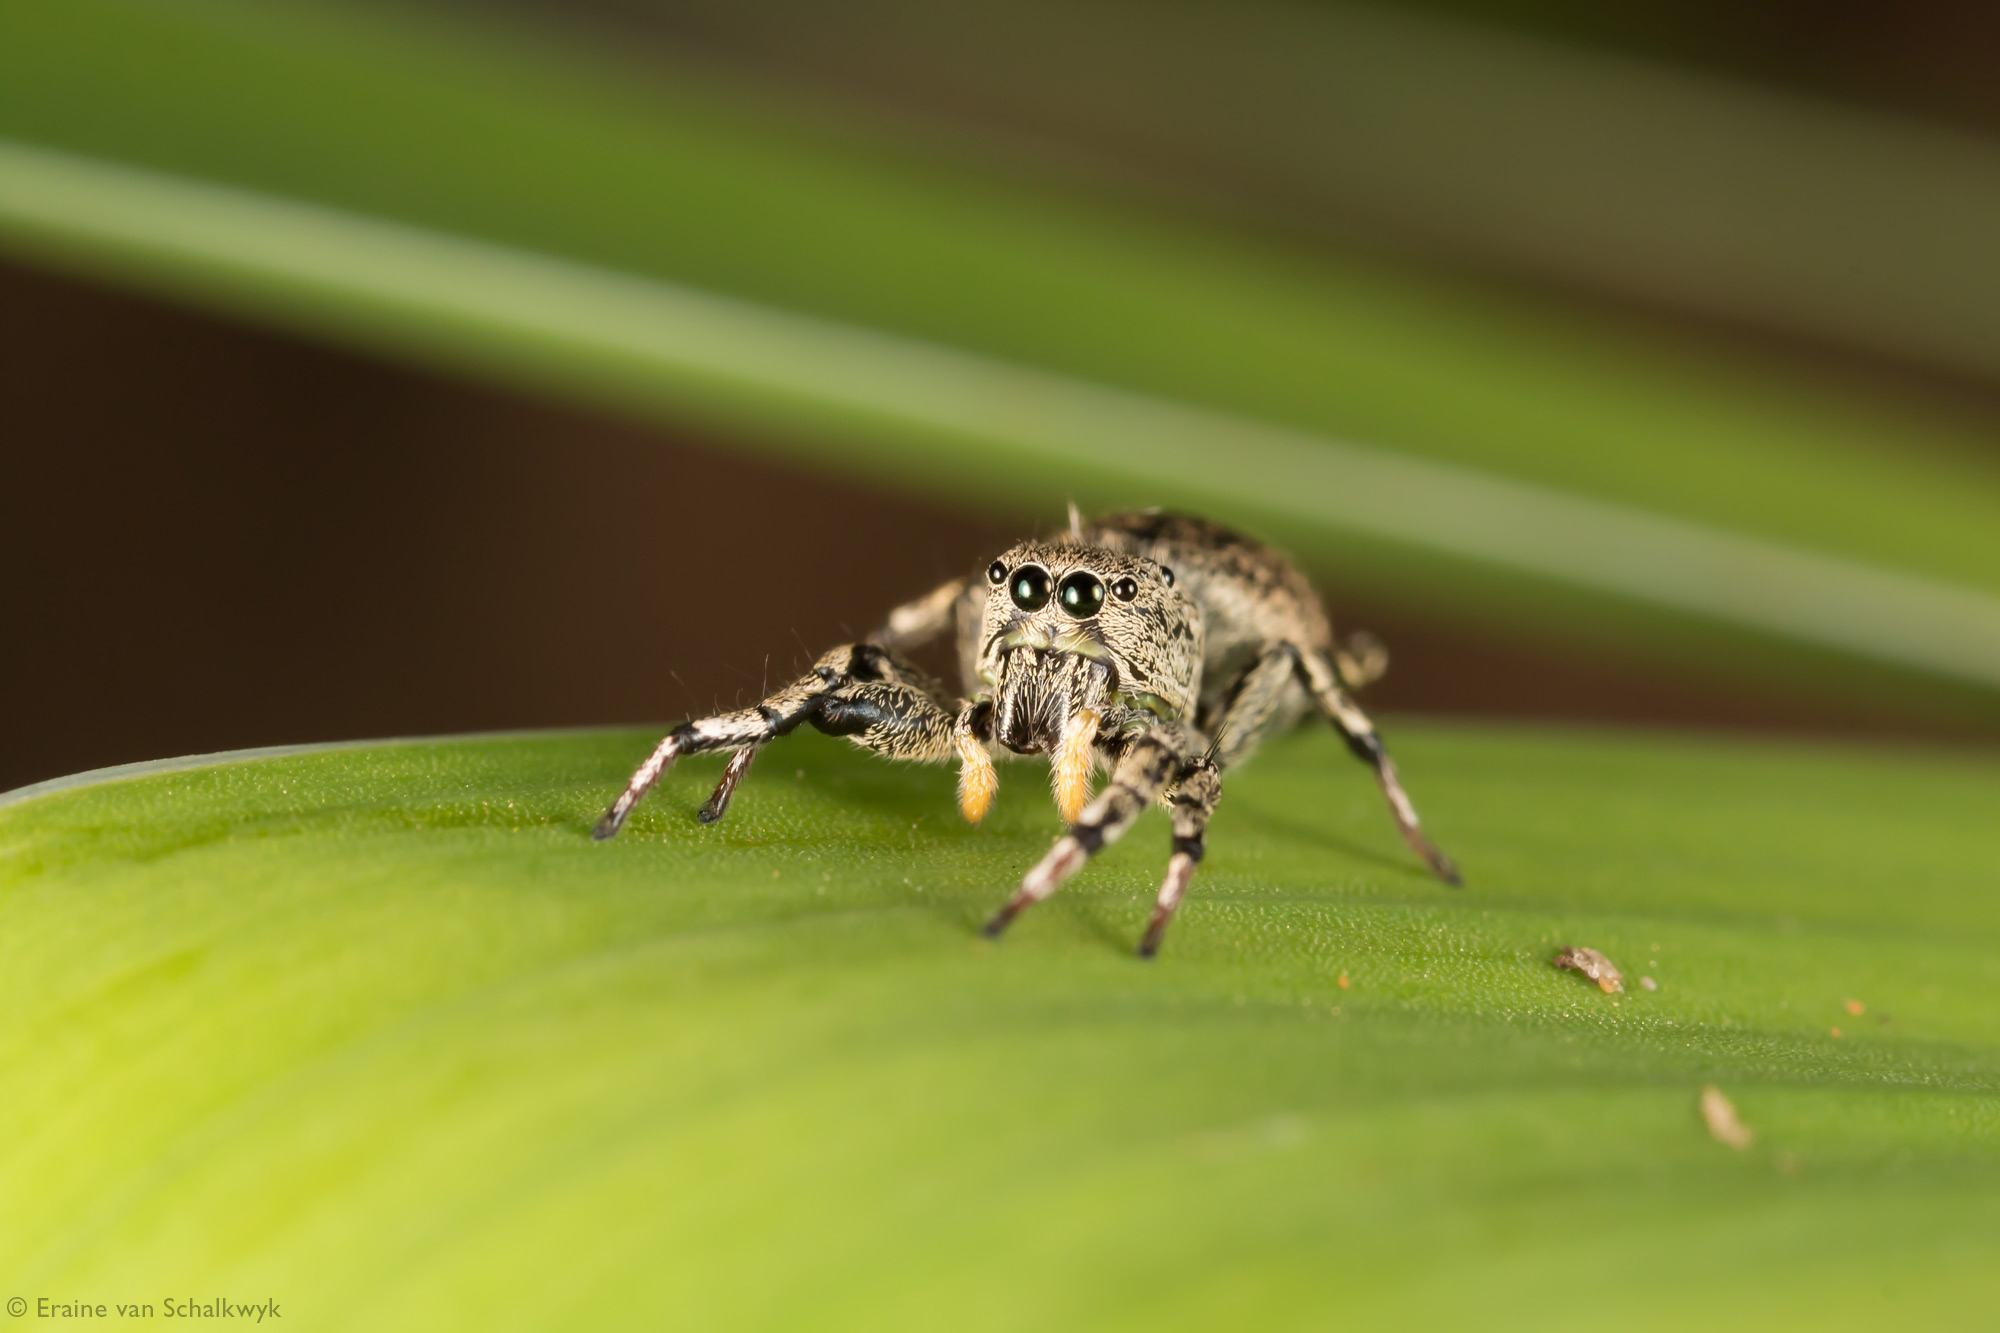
[1052, 708, 1100, 826]
[956, 730, 998, 824]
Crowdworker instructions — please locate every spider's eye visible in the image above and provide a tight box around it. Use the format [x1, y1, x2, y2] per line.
[987, 560, 1008, 585]
[1160, 566, 1176, 587]
[1110, 576, 1139, 602]
[1010, 564, 1051, 612]
[1057, 571, 1106, 619]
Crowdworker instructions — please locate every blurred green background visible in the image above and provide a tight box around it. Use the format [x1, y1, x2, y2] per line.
[4, 0, 1999, 1326]
[9, 0, 2000, 781]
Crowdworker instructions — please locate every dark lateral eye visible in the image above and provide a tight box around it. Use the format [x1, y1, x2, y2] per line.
[1110, 576, 1139, 602]
[1160, 566, 1176, 587]
[1057, 571, 1106, 619]
[1010, 565, 1051, 611]
[987, 559, 1008, 585]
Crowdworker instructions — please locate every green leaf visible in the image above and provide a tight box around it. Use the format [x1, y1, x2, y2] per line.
[4, 725, 1996, 1327]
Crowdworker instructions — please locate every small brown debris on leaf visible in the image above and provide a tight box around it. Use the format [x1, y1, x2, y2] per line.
[1830, 1027, 1842, 1038]
[1337, 973, 1351, 990]
[1552, 946, 1623, 993]
[1843, 998, 1865, 1016]
[1700, 1085, 1754, 1149]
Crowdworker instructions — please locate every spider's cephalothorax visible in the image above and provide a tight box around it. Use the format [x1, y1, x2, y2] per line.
[594, 509, 1459, 957]
[966, 540, 1200, 825]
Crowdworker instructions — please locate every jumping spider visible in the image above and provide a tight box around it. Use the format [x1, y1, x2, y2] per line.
[595, 509, 1459, 956]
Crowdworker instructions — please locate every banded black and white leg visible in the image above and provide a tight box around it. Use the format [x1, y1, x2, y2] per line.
[1296, 646, 1460, 885]
[694, 744, 759, 824]
[593, 643, 959, 840]
[1137, 759, 1220, 957]
[982, 639, 1297, 955]
[1131, 644, 1316, 952]
[982, 722, 1216, 952]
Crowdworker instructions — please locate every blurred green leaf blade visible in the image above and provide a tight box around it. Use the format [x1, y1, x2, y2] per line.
[6, 0, 2000, 616]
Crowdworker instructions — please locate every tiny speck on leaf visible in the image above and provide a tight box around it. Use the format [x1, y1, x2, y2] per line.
[1337, 973, 1350, 990]
[1830, 1027, 1842, 1038]
[1552, 946, 1623, 994]
[1843, 998, 1865, 1016]
[1639, 976, 1658, 991]
[1700, 1085, 1753, 1149]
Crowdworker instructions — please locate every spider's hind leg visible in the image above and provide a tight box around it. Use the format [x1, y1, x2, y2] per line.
[1297, 647, 1461, 885]
[593, 643, 962, 840]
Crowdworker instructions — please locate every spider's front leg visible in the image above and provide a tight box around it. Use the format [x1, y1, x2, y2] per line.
[1138, 759, 1220, 958]
[982, 722, 1218, 955]
[592, 643, 967, 840]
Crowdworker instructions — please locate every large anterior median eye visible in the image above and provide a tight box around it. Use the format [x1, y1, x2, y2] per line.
[1057, 571, 1106, 619]
[1010, 565, 1051, 612]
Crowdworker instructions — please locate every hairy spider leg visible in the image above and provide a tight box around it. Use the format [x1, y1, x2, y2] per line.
[1137, 759, 1220, 957]
[593, 643, 958, 840]
[696, 745, 759, 824]
[982, 722, 1195, 940]
[1129, 636, 1374, 955]
[867, 574, 971, 653]
[595, 730, 681, 843]
[1296, 647, 1462, 886]
[1129, 643, 1326, 956]
[1203, 642, 1302, 771]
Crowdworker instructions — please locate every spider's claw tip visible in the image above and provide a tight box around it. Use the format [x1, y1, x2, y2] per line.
[590, 816, 621, 842]
[1436, 858, 1463, 887]
[695, 806, 724, 825]
[980, 900, 1024, 940]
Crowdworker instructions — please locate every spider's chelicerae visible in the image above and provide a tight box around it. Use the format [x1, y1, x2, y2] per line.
[595, 509, 1460, 956]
